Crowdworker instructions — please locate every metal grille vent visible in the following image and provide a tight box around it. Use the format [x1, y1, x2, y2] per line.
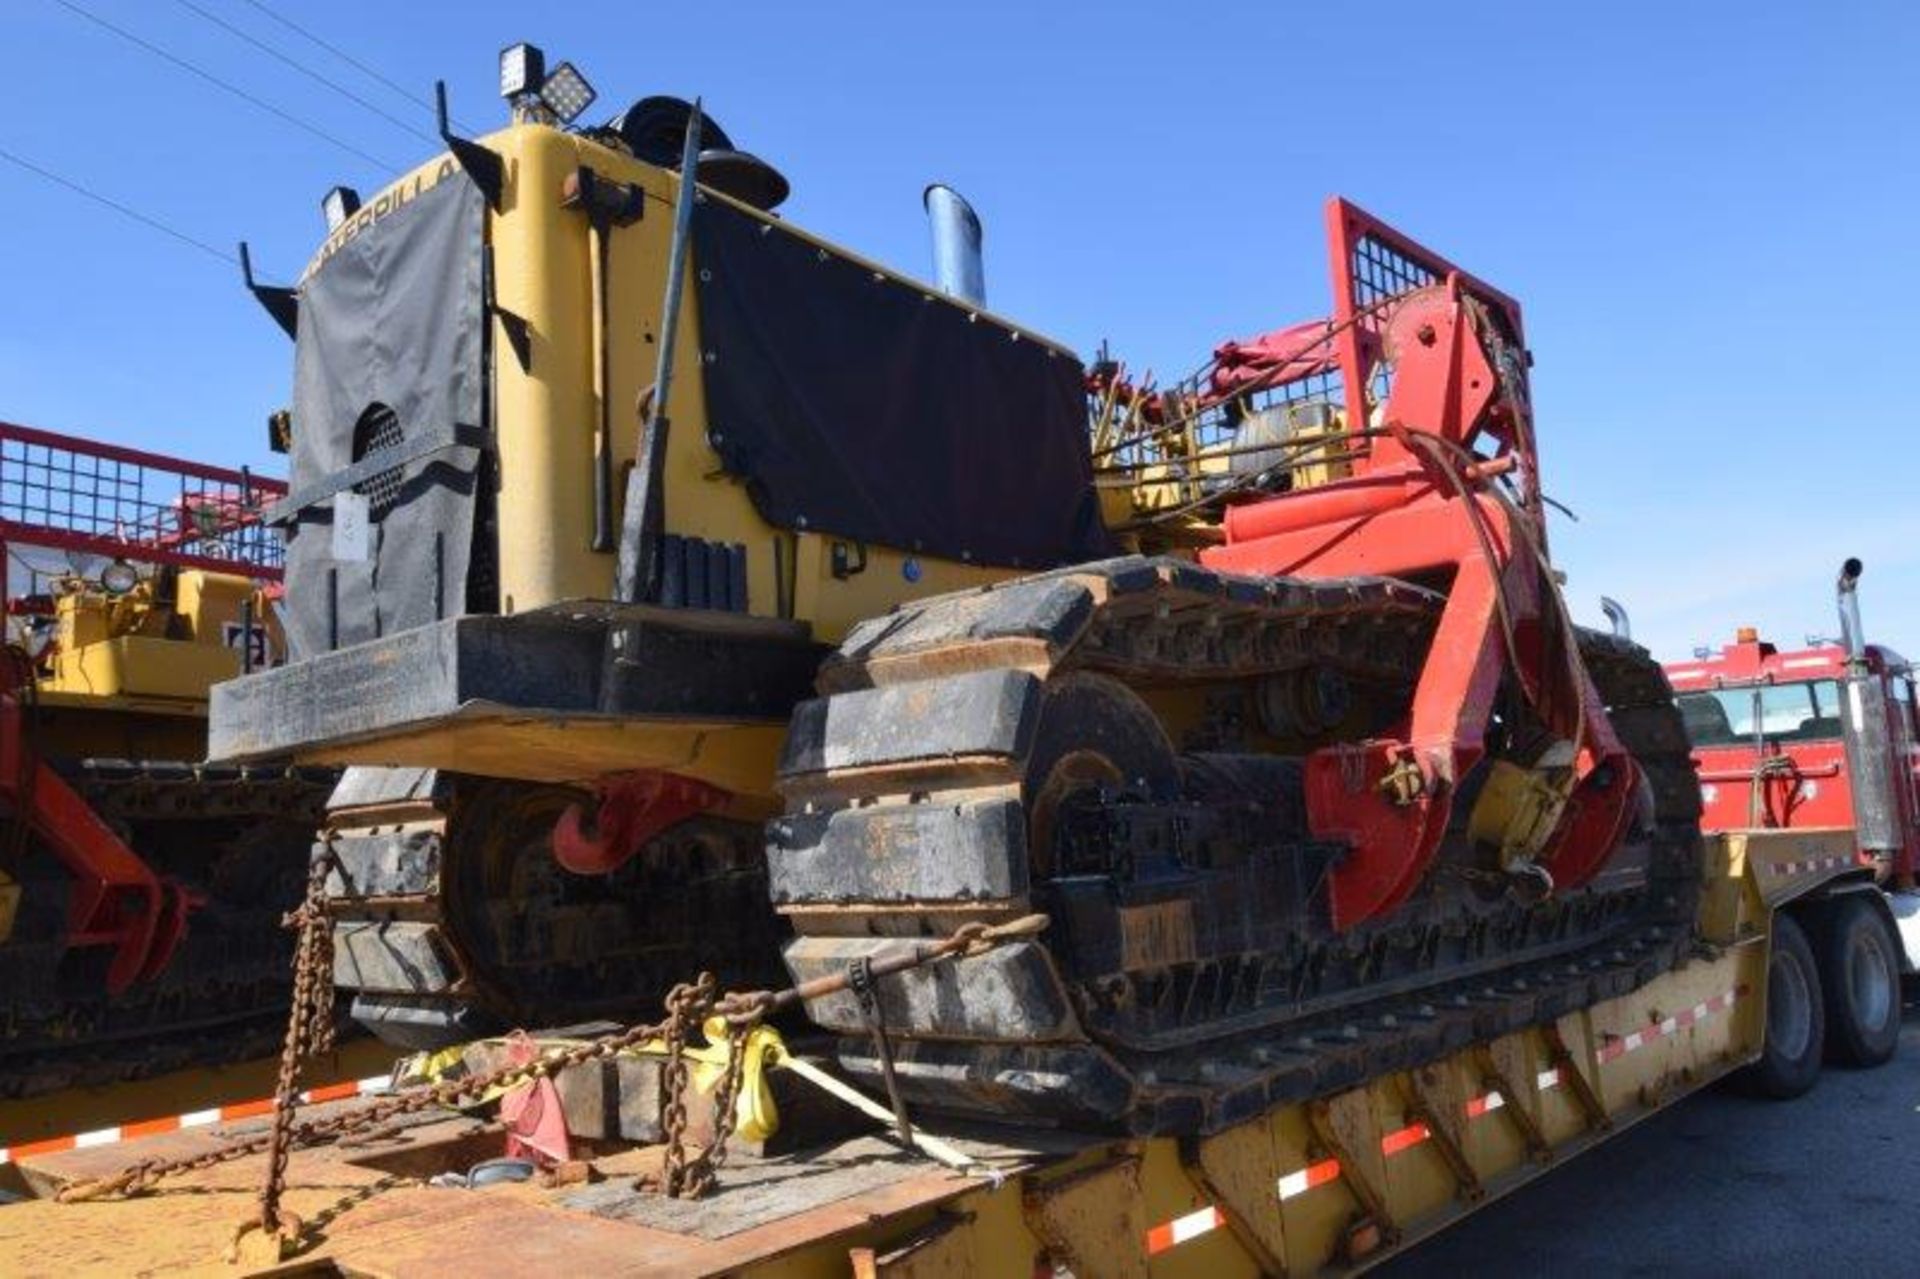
[350, 403, 405, 518]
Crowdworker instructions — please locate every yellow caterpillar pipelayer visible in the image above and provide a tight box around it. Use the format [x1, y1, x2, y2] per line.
[209, 62, 1692, 1133]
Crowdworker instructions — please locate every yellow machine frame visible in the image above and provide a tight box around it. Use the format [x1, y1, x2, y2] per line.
[268, 127, 1052, 798]
[313, 131, 1017, 639]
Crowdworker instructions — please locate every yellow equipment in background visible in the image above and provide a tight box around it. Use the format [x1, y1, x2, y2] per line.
[30, 568, 276, 763]
[46, 568, 262, 701]
[0, 422, 333, 1104]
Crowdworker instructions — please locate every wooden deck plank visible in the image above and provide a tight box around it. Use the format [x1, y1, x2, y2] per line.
[0, 1097, 1059, 1278]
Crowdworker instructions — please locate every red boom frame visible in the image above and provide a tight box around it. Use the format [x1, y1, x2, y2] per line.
[1201, 200, 1636, 930]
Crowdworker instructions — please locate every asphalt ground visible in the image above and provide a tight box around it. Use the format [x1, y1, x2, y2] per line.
[1376, 984, 1920, 1277]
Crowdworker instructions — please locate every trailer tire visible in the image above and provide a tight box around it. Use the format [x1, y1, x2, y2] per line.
[1817, 895, 1901, 1068]
[1742, 912, 1823, 1099]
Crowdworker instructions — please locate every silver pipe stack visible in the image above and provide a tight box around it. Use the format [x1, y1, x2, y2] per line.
[1599, 596, 1632, 641]
[1837, 557, 1868, 660]
[923, 183, 986, 307]
[1834, 557, 1901, 854]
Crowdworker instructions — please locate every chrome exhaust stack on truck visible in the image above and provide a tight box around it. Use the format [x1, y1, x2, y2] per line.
[1834, 559, 1905, 859]
[1837, 558, 1920, 970]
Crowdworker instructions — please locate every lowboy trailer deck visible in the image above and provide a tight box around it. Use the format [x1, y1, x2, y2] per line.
[4, 44, 1898, 1276]
[0, 826, 1871, 1277]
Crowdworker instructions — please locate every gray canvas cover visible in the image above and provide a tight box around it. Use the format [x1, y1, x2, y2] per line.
[278, 175, 487, 658]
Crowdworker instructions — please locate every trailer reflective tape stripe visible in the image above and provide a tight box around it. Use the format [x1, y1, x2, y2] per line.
[1272, 1115, 1458, 1202]
[0, 1074, 392, 1166]
[1781, 657, 1832, 670]
[1686, 988, 1741, 1022]
[1104, 1003, 1736, 1236]
[221, 1098, 275, 1120]
[1597, 988, 1743, 1063]
[1379, 1121, 1431, 1156]
[1276, 1157, 1343, 1200]
[299, 1074, 390, 1103]
[1764, 854, 1853, 878]
[1145, 1205, 1227, 1254]
[1, 1135, 77, 1163]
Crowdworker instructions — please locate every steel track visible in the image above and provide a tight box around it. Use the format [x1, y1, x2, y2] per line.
[772, 557, 1704, 1132]
[0, 764, 336, 1099]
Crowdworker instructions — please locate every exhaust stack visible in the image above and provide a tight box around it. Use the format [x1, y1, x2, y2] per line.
[1834, 557, 1902, 855]
[923, 183, 986, 307]
[1837, 556, 1867, 659]
[1599, 596, 1631, 641]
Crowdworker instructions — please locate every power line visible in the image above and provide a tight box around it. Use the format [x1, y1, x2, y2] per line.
[0, 145, 235, 265]
[52, 0, 400, 173]
[170, 0, 437, 145]
[235, 0, 474, 133]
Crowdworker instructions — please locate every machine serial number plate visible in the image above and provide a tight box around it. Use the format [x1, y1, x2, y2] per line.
[332, 491, 371, 563]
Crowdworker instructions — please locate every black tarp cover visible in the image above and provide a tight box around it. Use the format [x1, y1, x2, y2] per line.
[692, 198, 1110, 569]
[281, 176, 486, 658]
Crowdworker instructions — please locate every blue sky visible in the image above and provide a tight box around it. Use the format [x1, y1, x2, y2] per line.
[5, 1, 1916, 661]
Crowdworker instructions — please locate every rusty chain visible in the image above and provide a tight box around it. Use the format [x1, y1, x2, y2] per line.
[657, 974, 709, 1197]
[255, 839, 339, 1240]
[669, 1010, 754, 1198]
[56, 974, 743, 1209]
[57, 993, 692, 1205]
[54, 912, 1048, 1212]
[290, 840, 339, 1060]
[56, 844, 344, 1217]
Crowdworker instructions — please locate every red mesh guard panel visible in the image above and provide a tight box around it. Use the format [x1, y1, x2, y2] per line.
[0, 421, 285, 580]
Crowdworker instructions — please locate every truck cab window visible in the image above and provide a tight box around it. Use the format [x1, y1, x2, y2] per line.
[1676, 680, 1843, 747]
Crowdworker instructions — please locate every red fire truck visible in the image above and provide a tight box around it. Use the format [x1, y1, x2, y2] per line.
[1663, 559, 1918, 1075]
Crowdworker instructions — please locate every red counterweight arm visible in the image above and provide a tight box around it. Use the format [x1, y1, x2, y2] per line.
[1536, 672, 1640, 891]
[0, 421, 286, 998]
[1298, 486, 1536, 927]
[0, 678, 179, 995]
[551, 770, 729, 875]
[1203, 256, 1635, 930]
